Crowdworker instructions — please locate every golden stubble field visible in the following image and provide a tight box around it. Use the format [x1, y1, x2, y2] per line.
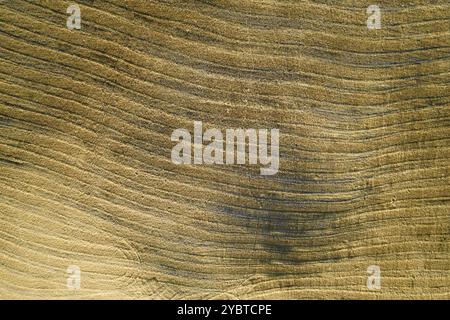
[0, 0, 449, 299]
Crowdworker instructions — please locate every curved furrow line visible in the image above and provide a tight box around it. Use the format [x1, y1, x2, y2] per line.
[3, 15, 450, 108]
[2, 68, 450, 161]
[1, 159, 448, 248]
[1, 0, 449, 298]
[1, 104, 448, 215]
[191, 0, 450, 27]
[1, 191, 448, 270]
[1, 33, 449, 120]
[1, 73, 448, 165]
[106, 0, 450, 39]
[0, 52, 450, 142]
[23, 0, 450, 47]
[0, 149, 446, 246]
[0, 102, 446, 209]
[2, 56, 450, 144]
[5, 12, 449, 99]
[2, 52, 449, 134]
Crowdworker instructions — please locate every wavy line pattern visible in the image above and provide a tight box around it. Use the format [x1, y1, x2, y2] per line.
[0, 0, 449, 299]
